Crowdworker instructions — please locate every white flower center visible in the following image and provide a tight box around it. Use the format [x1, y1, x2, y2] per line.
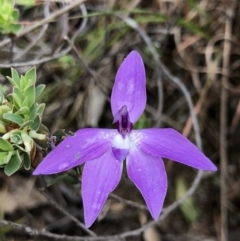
[112, 133, 130, 150]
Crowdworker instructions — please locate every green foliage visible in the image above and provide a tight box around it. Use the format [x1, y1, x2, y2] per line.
[177, 18, 209, 39]
[0, 68, 47, 176]
[16, 0, 35, 6]
[47, 173, 78, 187]
[176, 178, 199, 223]
[4, 151, 22, 176]
[134, 114, 151, 129]
[0, 0, 23, 34]
[58, 55, 76, 70]
[134, 13, 166, 24]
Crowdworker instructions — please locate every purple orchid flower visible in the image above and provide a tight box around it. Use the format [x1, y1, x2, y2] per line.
[33, 51, 217, 228]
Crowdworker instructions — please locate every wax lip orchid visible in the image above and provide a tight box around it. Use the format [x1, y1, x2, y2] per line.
[33, 51, 217, 228]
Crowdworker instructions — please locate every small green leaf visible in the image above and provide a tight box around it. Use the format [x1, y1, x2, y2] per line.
[0, 137, 14, 151]
[10, 93, 22, 108]
[12, 9, 20, 21]
[22, 97, 28, 107]
[29, 105, 38, 121]
[13, 86, 24, 101]
[38, 124, 49, 133]
[0, 152, 9, 165]
[7, 94, 13, 104]
[22, 152, 31, 170]
[5, 151, 15, 164]
[20, 76, 28, 90]
[29, 130, 46, 140]
[4, 151, 22, 176]
[0, 120, 6, 133]
[15, 106, 29, 115]
[7, 77, 18, 87]
[16, 0, 35, 6]
[36, 84, 45, 99]
[2, 1, 13, 16]
[3, 113, 24, 125]
[20, 120, 33, 129]
[21, 132, 34, 153]
[24, 85, 35, 108]
[29, 103, 45, 121]
[11, 69, 20, 86]
[25, 67, 36, 85]
[9, 23, 23, 34]
[31, 115, 40, 131]
[12, 144, 26, 152]
[36, 103, 45, 116]
[0, 104, 11, 119]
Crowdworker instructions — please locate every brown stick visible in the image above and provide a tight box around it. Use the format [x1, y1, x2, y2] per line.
[220, 7, 233, 241]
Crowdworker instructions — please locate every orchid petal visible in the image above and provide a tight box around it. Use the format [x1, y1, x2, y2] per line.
[111, 51, 146, 124]
[126, 148, 167, 220]
[82, 150, 122, 228]
[131, 128, 217, 171]
[33, 129, 117, 175]
[112, 147, 129, 162]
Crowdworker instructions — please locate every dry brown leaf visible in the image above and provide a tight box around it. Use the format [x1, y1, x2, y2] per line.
[143, 226, 162, 241]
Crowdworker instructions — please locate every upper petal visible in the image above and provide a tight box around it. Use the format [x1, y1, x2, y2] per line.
[126, 148, 167, 220]
[33, 128, 117, 175]
[111, 51, 146, 124]
[82, 150, 123, 228]
[130, 128, 217, 171]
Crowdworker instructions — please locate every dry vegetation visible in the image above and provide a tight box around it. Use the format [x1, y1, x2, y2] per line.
[0, 0, 240, 240]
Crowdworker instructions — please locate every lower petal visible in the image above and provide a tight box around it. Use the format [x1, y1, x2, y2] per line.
[126, 148, 167, 220]
[82, 150, 123, 228]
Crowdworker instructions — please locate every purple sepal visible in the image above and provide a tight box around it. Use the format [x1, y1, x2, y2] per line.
[126, 148, 167, 220]
[33, 129, 117, 175]
[131, 128, 217, 171]
[82, 150, 123, 228]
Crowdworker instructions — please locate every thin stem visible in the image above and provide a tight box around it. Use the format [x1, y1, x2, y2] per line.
[109, 194, 148, 211]
[39, 188, 97, 237]
[220, 7, 233, 241]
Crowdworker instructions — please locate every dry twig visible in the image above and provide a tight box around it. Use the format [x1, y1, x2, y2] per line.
[39, 188, 97, 237]
[220, 7, 233, 241]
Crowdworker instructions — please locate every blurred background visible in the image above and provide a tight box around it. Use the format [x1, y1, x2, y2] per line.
[0, 0, 239, 240]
